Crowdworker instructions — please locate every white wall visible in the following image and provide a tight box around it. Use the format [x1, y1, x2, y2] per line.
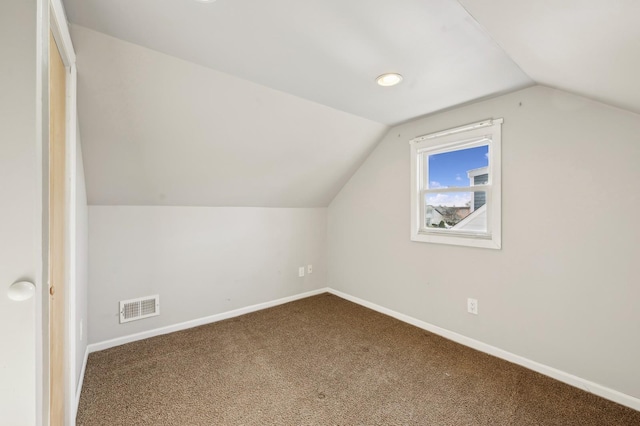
[328, 85, 640, 400]
[74, 135, 88, 389]
[88, 206, 326, 343]
[0, 1, 38, 425]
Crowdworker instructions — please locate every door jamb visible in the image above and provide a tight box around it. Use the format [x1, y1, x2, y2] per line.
[37, 1, 77, 425]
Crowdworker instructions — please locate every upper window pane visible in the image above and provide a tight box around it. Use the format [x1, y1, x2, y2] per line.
[427, 145, 489, 189]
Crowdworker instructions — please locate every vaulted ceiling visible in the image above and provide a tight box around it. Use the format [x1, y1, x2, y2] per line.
[70, 25, 388, 207]
[459, 0, 640, 115]
[62, 0, 640, 207]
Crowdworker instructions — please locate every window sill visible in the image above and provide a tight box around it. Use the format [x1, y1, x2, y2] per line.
[410, 232, 501, 249]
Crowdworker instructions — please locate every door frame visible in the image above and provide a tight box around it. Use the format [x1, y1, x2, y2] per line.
[36, 1, 77, 424]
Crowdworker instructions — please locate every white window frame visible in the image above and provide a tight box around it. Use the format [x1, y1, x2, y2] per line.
[409, 118, 502, 249]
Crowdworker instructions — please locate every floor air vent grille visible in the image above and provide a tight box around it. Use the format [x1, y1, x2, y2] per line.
[120, 295, 160, 323]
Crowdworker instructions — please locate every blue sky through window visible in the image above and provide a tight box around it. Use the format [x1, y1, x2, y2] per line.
[426, 145, 489, 207]
[428, 145, 489, 189]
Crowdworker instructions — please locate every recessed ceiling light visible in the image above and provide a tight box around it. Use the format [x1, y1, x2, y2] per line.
[376, 73, 403, 87]
[195, 0, 216, 3]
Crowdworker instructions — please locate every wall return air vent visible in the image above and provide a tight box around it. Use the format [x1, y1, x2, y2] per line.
[119, 295, 160, 323]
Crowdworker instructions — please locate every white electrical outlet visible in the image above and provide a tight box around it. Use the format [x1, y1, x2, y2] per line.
[298, 267, 305, 277]
[467, 298, 478, 315]
[307, 264, 313, 274]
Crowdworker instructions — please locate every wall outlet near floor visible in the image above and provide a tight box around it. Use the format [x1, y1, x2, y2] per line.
[467, 298, 478, 315]
[307, 264, 313, 274]
[298, 266, 305, 277]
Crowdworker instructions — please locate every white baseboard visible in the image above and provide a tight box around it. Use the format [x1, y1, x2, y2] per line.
[83, 286, 639, 413]
[326, 288, 640, 412]
[87, 288, 330, 354]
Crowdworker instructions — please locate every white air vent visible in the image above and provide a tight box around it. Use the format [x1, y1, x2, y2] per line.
[119, 295, 160, 323]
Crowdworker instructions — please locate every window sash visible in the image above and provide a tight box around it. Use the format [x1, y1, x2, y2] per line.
[417, 138, 492, 191]
[421, 184, 491, 194]
[417, 141, 493, 237]
[418, 189, 493, 238]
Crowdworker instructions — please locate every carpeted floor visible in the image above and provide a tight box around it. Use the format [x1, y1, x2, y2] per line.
[77, 293, 640, 425]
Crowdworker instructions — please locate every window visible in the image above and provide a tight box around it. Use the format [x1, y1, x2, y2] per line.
[410, 118, 502, 249]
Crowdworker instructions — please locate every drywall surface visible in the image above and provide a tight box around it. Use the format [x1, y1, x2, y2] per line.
[88, 206, 327, 343]
[75, 135, 89, 388]
[71, 25, 387, 207]
[0, 1, 37, 424]
[328, 85, 640, 399]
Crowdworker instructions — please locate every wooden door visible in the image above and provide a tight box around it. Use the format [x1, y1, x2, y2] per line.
[49, 30, 66, 426]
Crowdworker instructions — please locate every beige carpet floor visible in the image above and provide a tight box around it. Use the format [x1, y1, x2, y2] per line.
[77, 293, 640, 425]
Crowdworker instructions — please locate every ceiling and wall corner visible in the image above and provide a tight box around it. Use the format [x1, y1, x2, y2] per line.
[63, 0, 533, 126]
[63, 0, 536, 208]
[458, 0, 640, 116]
[62, 0, 640, 208]
[62, 0, 640, 209]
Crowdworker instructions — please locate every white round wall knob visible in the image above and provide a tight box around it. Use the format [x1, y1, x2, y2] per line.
[7, 281, 36, 301]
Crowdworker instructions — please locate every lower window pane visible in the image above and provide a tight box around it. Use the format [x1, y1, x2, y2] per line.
[424, 192, 487, 232]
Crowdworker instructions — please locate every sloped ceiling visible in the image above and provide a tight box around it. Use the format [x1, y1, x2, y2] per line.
[63, 0, 640, 207]
[71, 26, 387, 207]
[459, 0, 640, 115]
[63, 0, 532, 125]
